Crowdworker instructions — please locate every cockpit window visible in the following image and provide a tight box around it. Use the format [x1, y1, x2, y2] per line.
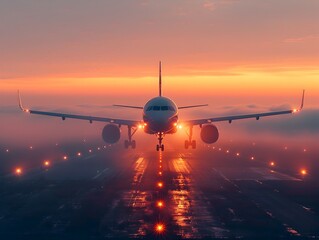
[146, 105, 175, 111]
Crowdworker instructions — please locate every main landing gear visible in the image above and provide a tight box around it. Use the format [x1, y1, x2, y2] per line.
[156, 132, 164, 151]
[185, 125, 196, 149]
[124, 126, 137, 149]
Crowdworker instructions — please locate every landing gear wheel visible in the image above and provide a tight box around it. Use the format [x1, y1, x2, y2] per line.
[156, 144, 164, 151]
[131, 140, 136, 149]
[124, 140, 129, 149]
[185, 126, 196, 149]
[184, 140, 189, 149]
[124, 126, 137, 149]
[191, 140, 196, 149]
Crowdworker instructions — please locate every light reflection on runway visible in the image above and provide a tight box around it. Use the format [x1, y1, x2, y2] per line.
[169, 156, 228, 239]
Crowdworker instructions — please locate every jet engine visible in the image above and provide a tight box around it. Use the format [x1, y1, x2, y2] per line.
[200, 124, 219, 144]
[102, 124, 121, 144]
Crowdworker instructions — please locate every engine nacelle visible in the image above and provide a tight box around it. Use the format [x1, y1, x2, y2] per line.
[102, 124, 121, 144]
[200, 124, 219, 144]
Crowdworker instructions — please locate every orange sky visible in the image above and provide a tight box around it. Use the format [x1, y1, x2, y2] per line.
[1, 1, 318, 106]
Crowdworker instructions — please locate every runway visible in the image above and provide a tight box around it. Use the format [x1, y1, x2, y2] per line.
[0, 143, 319, 239]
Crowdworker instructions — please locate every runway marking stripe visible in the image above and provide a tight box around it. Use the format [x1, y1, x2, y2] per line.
[92, 168, 109, 180]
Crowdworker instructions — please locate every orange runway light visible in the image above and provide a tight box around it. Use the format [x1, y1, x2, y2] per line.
[15, 167, 22, 175]
[63, 155, 68, 160]
[77, 152, 82, 156]
[251, 156, 255, 160]
[236, 153, 240, 157]
[43, 160, 50, 167]
[300, 169, 307, 176]
[29, 146, 33, 150]
[226, 150, 229, 154]
[270, 161, 275, 167]
[155, 223, 165, 233]
[158, 171, 162, 176]
[157, 182, 164, 188]
[156, 200, 164, 208]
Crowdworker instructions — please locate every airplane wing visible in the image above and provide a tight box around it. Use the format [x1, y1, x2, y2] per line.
[183, 90, 305, 126]
[18, 91, 140, 126]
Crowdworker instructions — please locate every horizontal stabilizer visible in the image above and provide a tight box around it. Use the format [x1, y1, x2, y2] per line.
[113, 104, 143, 109]
[178, 104, 208, 109]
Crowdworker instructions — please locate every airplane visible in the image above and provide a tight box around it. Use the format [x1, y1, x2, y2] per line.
[18, 62, 305, 151]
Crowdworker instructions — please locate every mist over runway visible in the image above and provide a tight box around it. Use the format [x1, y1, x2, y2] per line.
[1, 140, 319, 239]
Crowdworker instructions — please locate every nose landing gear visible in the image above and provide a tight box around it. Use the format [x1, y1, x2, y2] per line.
[156, 132, 165, 151]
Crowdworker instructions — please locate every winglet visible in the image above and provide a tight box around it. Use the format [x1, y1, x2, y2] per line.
[293, 90, 305, 113]
[300, 89, 305, 110]
[17, 90, 29, 112]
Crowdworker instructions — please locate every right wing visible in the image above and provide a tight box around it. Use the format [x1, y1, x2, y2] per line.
[182, 90, 305, 126]
[18, 91, 140, 127]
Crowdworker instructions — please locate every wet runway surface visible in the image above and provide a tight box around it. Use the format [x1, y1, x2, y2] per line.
[1, 143, 319, 239]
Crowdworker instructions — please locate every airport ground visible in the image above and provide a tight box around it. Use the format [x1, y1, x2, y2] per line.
[0, 139, 319, 239]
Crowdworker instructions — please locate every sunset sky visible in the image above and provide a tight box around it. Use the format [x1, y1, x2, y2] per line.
[0, 0, 318, 145]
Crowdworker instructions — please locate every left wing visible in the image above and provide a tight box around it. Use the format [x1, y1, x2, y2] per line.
[18, 91, 140, 126]
[183, 90, 305, 126]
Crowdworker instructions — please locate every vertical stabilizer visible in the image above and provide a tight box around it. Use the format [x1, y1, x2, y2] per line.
[159, 61, 162, 97]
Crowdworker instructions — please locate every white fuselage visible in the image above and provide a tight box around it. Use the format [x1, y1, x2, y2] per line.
[143, 96, 178, 134]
